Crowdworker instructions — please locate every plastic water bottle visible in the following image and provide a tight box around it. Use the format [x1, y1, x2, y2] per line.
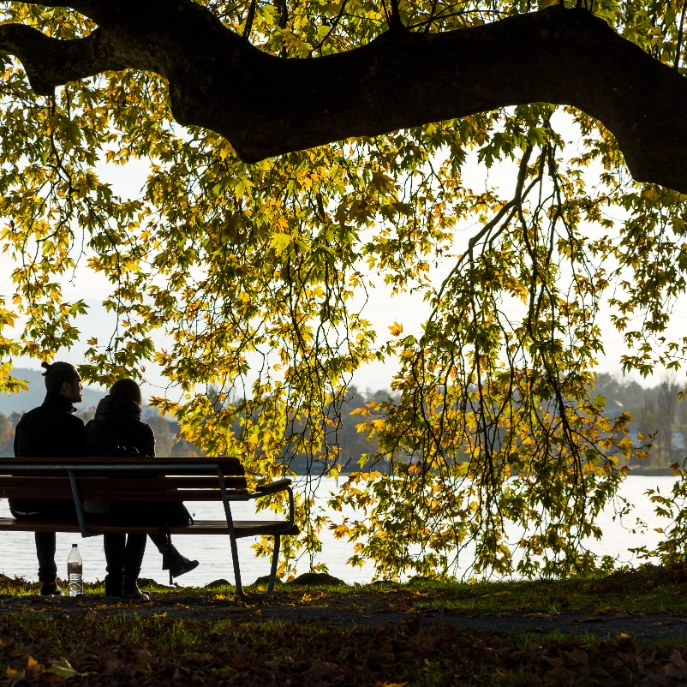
[67, 544, 83, 597]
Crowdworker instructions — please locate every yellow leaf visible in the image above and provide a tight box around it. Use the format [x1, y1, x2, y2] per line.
[269, 233, 292, 256]
[388, 322, 403, 337]
[26, 656, 44, 678]
[6, 666, 25, 680]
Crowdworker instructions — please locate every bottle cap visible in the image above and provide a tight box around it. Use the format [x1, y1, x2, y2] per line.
[72, 544, 77, 548]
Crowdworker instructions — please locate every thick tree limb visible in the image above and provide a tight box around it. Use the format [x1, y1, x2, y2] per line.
[0, 24, 125, 95]
[2, 1, 687, 193]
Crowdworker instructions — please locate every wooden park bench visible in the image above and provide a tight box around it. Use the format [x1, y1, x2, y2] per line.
[0, 457, 299, 599]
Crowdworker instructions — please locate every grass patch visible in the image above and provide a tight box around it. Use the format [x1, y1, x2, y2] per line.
[3, 563, 687, 615]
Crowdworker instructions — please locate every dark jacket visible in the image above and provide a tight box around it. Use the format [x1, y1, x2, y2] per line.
[83, 397, 190, 527]
[14, 391, 85, 458]
[84, 396, 155, 457]
[10, 391, 86, 513]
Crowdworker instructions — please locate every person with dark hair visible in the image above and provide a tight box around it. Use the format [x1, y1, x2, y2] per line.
[85, 378, 198, 599]
[10, 361, 85, 596]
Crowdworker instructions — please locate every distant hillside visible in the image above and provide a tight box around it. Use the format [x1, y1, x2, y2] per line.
[0, 368, 106, 416]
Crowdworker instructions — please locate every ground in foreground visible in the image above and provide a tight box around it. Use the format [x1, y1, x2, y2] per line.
[2, 565, 687, 685]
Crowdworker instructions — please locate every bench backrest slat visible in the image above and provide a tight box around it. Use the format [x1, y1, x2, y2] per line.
[0, 457, 251, 504]
[0, 457, 243, 467]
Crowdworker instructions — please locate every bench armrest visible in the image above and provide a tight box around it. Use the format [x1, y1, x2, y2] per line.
[254, 479, 292, 496]
[247, 478, 295, 527]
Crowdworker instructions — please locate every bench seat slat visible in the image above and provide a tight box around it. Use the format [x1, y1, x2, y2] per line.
[0, 517, 299, 538]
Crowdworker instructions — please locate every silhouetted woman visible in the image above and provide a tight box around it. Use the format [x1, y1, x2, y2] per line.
[85, 378, 198, 599]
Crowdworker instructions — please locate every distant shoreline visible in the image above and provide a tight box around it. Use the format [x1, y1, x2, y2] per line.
[626, 466, 677, 477]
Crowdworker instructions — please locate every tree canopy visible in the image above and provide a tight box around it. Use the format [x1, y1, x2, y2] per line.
[0, 0, 686, 580]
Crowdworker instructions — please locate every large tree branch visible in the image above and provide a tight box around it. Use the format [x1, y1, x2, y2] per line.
[2, 2, 687, 193]
[0, 24, 125, 95]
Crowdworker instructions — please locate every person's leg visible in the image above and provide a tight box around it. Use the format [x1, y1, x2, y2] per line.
[123, 534, 146, 575]
[148, 533, 199, 579]
[122, 534, 149, 600]
[10, 500, 76, 595]
[103, 533, 125, 596]
[35, 532, 57, 583]
[148, 532, 167, 554]
[40, 502, 77, 594]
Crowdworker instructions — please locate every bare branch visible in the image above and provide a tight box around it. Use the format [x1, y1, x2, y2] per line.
[676, 0, 687, 70]
[242, 0, 257, 39]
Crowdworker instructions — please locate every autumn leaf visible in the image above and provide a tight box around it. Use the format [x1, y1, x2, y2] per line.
[5, 666, 25, 680]
[46, 658, 81, 679]
[269, 233, 293, 255]
[388, 322, 403, 337]
[26, 656, 44, 678]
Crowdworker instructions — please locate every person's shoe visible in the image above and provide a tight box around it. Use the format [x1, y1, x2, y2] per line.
[104, 575, 123, 598]
[122, 575, 150, 601]
[40, 581, 63, 596]
[163, 546, 199, 579]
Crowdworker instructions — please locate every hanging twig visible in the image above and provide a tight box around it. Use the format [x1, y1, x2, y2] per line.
[243, 0, 257, 39]
[309, 0, 348, 56]
[422, 0, 439, 33]
[675, 0, 687, 70]
[277, 0, 289, 57]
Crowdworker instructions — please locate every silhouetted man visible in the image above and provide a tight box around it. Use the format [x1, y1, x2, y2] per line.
[10, 361, 84, 596]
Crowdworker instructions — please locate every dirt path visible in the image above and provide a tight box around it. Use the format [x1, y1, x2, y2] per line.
[2, 594, 687, 640]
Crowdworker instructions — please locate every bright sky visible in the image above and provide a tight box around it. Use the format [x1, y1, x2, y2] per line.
[1, 111, 685, 400]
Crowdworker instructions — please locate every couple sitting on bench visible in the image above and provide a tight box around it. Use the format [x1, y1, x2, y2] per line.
[10, 361, 198, 599]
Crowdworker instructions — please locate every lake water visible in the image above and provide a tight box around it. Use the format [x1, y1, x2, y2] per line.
[0, 476, 678, 587]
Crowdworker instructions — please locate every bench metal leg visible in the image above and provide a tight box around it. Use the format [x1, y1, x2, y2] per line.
[228, 529, 246, 600]
[67, 470, 93, 538]
[226, 533, 282, 602]
[217, 467, 284, 601]
[248, 534, 281, 599]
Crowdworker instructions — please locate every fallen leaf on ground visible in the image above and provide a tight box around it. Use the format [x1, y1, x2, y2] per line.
[26, 656, 44, 678]
[47, 658, 81, 679]
[6, 666, 25, 680]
